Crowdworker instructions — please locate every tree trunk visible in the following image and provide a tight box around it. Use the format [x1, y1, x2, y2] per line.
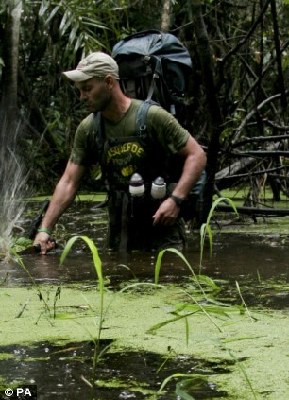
[270, 0, 287, 110]
[191, 1, 223, 220]
[161, 0, 171, 32]
[0, 0, 23, 132]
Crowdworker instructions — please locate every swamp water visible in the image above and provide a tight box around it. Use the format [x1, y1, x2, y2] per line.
[1, 200, 289, 399]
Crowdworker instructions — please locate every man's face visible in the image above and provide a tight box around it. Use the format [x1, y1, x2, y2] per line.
[75, 77, 111, 113]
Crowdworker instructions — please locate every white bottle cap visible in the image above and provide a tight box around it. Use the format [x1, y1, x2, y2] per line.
[151, 176, 166, 199]
[129, 173, 145, 197]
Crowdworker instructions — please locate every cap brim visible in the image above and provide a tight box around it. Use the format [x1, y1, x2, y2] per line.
[62, 70, 93, 82]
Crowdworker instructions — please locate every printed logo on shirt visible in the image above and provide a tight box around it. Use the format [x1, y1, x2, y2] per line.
[107, 141, 144, 162]
[105, 141, 146, 185]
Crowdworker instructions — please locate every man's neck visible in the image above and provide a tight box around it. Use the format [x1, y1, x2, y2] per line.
[102, 93, 132, 123]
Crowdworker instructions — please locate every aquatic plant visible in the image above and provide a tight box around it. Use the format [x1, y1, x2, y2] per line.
[159, 373, 215, 400]
[228, 350, 258, 399]
[60, 235, 105, 383]
[10, 254, 63, 323]
[235, 280, 256, 322]
[199, 196, 238, 272]
[151, 197, 259, 399]
[152, 248, 259, 399]
[9, 250, 50, 316]
[151, 248, 246, 342]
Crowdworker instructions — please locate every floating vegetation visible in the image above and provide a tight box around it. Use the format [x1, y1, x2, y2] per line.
[2, 199, 289, 398]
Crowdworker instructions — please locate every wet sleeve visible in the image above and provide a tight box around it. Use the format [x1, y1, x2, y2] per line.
[69, 116, 98, 167]
[147, 106, 190, 154]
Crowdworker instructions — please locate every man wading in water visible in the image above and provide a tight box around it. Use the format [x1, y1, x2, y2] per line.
[34, 52, 206, 254]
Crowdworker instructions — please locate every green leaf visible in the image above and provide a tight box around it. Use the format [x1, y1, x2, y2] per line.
[44, 5, 60, 26]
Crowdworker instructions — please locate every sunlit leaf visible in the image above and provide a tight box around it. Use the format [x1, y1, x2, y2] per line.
[44, 5, 60, 26]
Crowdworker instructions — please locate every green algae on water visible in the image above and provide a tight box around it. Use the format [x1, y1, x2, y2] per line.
[1, 284, 289, 398]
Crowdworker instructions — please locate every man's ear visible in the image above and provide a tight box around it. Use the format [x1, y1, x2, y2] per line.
[104, 75, 114, 89]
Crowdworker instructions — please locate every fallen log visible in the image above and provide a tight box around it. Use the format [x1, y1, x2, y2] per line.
[216, 203, 289, 217]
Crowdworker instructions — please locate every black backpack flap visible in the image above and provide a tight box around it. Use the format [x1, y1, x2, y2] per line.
[112, 30, 192, 70]
[117, 55, 153, 79]
[112, 30, 192, 108]
[161, 59, 190, 100]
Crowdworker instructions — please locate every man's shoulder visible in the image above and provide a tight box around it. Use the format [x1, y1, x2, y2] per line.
[131, 99, 161, 113]
[76, 113, 96, 136]
[134, 100, 167, 124]
[146, 102, 174, 126]
[78, 113, 94, 124]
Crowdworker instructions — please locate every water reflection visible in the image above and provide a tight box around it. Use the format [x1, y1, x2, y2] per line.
[1, 201, 289, 288]
[0, 341, 228, 400]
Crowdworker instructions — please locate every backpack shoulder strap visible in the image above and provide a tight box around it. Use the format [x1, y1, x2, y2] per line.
[91, 111, 109, 168]
[92, 100, 161, 150]
[92, 112, 103, 138]
[93, 101, 159, 140]
[135, 99, 159, 139]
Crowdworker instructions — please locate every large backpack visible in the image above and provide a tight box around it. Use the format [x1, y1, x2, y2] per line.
[111, 30, 205, 222]
[111, 29, 192, 121]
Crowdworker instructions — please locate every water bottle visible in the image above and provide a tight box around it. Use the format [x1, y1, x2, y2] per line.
[129, 173, 144, 197]
[151, 176, 166, 200]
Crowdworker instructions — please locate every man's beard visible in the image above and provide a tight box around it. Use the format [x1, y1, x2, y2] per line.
[92, 89, 111, 113]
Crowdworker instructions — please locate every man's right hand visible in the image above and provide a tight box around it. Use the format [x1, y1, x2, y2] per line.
[33, 232, 56, 255]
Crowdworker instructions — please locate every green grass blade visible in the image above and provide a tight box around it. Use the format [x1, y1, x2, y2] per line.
[59, 236, 79, 266]
[159, 373, 204, 392]
[199, 197, 238, 271]
[60, 235, 103, 283]
[147, 312, 197, 335]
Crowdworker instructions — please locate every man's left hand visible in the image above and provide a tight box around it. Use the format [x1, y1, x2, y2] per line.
[152, 197, 180, 226]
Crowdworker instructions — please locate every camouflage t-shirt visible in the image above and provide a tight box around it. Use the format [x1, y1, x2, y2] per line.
[70, 99, 190, 186]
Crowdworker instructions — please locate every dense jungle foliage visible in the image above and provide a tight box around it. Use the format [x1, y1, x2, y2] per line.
[1, 0, 289, 216]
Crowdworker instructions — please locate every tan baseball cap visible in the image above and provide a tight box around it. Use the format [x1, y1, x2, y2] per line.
[62, 52, 119, 82]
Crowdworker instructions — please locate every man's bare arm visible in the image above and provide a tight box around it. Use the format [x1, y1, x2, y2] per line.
[170, 135, 206, 200]
[153, 136, 206, 225]
[33, 161, 85, 253]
